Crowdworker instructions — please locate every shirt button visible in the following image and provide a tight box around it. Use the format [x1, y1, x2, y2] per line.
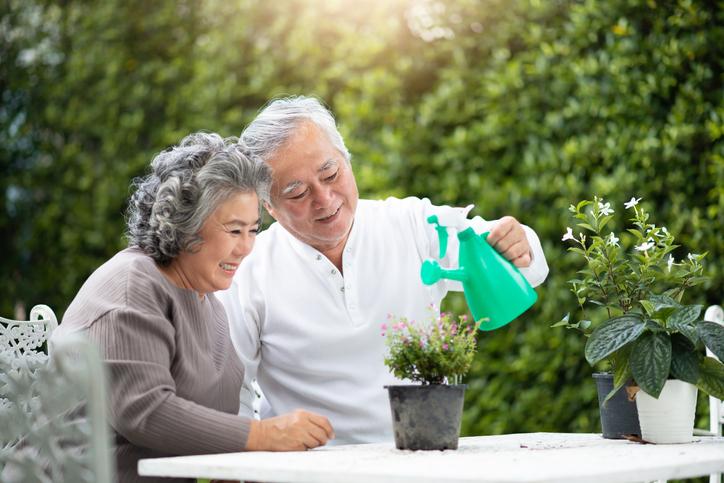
[340, 286, 345, 293]
[331, 269, 337, 275]
[316, 254, 322, 261]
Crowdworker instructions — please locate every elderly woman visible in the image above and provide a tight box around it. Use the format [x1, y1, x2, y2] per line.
[53, 133, 334, 483]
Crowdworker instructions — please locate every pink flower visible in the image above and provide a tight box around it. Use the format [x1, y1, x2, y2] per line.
[381, 323, 387, 331]
[443, 343, 449, 350]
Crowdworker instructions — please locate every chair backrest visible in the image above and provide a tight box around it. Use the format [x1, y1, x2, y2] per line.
[0, 304, 58, 362]
[704, 305, 724, 438]
[0, 334, 114, 483]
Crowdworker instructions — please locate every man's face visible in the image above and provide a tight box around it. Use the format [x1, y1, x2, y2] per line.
[265, 121, 359, 253]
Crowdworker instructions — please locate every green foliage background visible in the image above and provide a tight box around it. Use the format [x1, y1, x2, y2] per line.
[2, 0, 722, 438]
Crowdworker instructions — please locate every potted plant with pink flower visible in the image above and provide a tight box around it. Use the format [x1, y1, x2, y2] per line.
[382, 309, 477, 450]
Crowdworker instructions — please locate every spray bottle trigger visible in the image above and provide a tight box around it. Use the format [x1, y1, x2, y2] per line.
[426, 215, 448, 259]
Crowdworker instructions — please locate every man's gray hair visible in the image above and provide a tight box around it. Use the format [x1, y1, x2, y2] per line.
[241, 96, 351, 165]
[126, 132, 271, 266]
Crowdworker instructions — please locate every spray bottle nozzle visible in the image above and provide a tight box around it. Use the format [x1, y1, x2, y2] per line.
[426, 215, 449, 258]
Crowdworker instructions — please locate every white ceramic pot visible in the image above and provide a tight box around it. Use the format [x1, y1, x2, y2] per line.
[635, 379, 697, 444]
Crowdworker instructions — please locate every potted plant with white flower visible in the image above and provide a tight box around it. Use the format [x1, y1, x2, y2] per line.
[555, 196, 724, 443]
[382, 308, 477, 450]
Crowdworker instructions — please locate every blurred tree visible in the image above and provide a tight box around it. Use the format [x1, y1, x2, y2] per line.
[1, 0, 721, 441]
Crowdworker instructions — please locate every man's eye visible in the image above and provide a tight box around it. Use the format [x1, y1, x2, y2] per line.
[289, 189, 308, 200]
[324, 172, 338, 182]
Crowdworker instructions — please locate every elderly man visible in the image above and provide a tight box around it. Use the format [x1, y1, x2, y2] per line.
[218, 96, 549, 444]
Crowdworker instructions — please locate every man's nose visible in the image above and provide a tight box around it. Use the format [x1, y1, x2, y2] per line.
[312, 184, 334, 209]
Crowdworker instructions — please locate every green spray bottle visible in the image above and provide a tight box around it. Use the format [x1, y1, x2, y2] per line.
[420, 206, 538, 331]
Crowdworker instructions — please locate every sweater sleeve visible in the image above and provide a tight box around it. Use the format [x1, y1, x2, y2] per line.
[86, 307, 251, 455]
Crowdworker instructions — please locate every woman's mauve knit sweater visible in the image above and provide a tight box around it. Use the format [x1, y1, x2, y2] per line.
[54, 247, 251, 483]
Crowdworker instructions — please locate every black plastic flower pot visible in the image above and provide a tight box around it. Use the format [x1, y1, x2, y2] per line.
[593, 373, 641, 439]
[385, 384, 466, 450]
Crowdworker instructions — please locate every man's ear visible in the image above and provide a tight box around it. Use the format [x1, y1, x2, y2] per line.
[264, 201, 278, 221]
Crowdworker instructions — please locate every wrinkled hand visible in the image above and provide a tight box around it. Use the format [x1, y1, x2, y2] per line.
[245, 409, 334, 451]
[487, 216, 532, 268]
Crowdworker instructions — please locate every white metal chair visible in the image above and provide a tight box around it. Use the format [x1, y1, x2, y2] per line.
[0, 304, 58, 362]
[705, 305, 724, 483]
[0, 334, 114, 483]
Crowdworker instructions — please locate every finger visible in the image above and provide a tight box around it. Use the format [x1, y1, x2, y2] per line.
[492, 227, 527, 255]
[487, 217, 515, 245]
[511, 251, 532, 268]
[302, 432, 324, 450]
[308, 413, 335, 439]
[306, 429, 329, 448]
[500, 239, 530, 263]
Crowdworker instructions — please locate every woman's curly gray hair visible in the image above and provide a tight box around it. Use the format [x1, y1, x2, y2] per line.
[126, 132, 271, 266]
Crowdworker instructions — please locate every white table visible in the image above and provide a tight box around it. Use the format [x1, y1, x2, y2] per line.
[138, 432, 724, 483]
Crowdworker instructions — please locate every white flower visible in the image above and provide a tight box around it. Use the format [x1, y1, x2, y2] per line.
[667, 254, 675, 272]
[562, 227, 575, 241]
[635, 241, 655, 252]
[624, 197, 641, 209]
[606, 233, 620, 247]
[598, 201, 614, 216]
[687, 253, 700, 261]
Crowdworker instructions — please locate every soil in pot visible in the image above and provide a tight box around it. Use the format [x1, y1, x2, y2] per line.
[386, 384, 465, 450]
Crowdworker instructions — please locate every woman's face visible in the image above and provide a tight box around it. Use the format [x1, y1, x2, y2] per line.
[169, 191, 261, 295]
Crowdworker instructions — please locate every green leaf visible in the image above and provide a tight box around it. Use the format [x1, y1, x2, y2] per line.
[648, 294, 680, 309]
[576, 222, 595, 232]
[576, 200, 592, 212]
[640, 300, 655, 316]
[668, 305, 702, 326]
[697, 321, 724, 361]
[630, 332, 671, 398]
[598, 215, 614, 230]
[654, 306, 679, 321]
[669, 335, 699, 385]
[604, 347, 633, 403]
[666, 305, 700, 345]
[585, 315, 645, 365]
[550, 313, 570, 328]
[697, 357, 724, 400]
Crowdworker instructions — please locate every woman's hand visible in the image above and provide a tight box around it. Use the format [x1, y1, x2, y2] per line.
[245, 409, 335, 451]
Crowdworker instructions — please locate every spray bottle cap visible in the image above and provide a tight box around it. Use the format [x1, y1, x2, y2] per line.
[426, 204, 474, 258]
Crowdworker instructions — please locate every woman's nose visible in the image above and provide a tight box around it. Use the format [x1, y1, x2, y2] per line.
[234, 235, 254, 258]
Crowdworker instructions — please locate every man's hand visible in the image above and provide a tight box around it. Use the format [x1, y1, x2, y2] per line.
[486, 216, 532, 268]
[245, 409, 334, 451]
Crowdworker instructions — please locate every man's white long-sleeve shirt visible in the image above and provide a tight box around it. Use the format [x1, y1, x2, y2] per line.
[218, 197, 549, 444]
